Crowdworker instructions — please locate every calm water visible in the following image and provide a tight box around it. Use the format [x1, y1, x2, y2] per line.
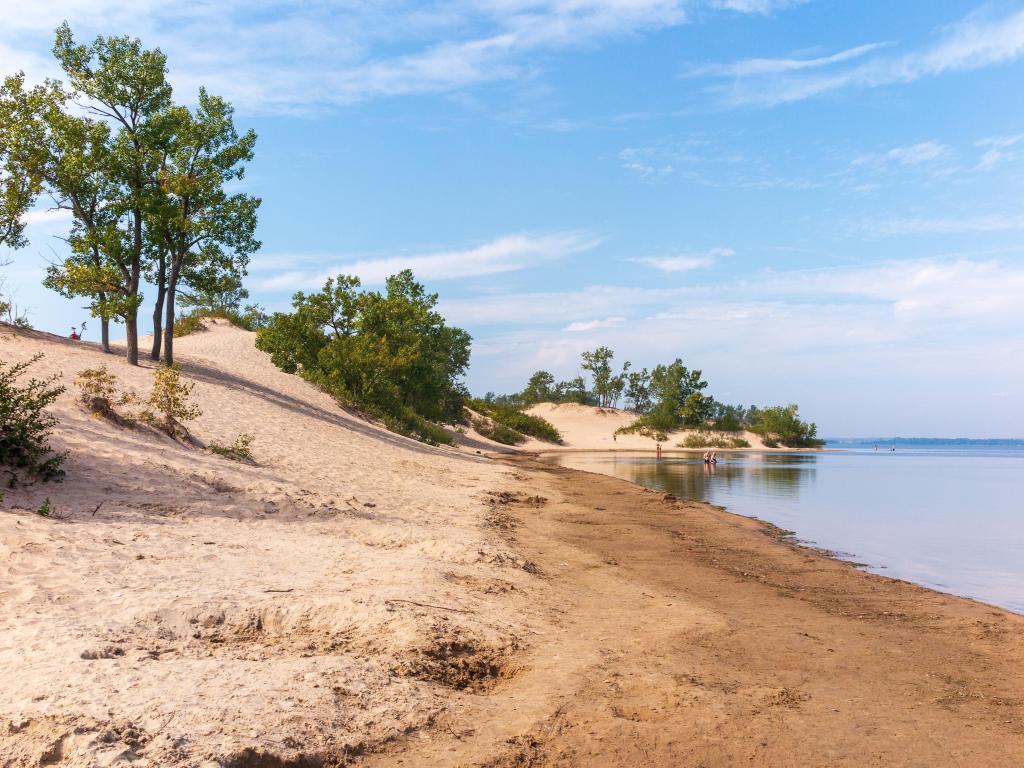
[542, 444, 1024, 614]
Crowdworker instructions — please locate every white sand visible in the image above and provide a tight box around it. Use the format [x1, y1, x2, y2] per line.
[0, 321, 544, 765]
[523, 402, 773, 451]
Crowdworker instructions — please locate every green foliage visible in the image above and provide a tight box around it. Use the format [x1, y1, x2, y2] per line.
[679, 432, 750, 449]
[141, 363, 202, 439]
[209, 432, 254, 462]
[624, 367, 652, 412]
[0, 354, 67, 482]
[0, 73, 51, 250]
[75, 366, 138, 424]
[580, 346, 630, 408]
[519, 370, 556, 405]
[470, 399, 562, 443]
[36, 497, 53, 517]
[471, 414, 525, 446]
[173, 305, 268, 337]
[256, 271, 468, 445]
[747, 404, 823, 448]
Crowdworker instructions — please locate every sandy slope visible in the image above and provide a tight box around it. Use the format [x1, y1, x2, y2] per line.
[0, 321, 545, 765]
[524, 402, 772, 451]
[2, 321, 1022, 767]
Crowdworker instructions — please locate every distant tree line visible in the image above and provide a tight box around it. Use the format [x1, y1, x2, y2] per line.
[0, 24, 261, 364]
[486, 346, 823, 448]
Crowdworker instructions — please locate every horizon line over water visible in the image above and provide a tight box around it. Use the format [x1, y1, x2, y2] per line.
[827, 437, 1024, 445]
[543, 444, 1024, 615]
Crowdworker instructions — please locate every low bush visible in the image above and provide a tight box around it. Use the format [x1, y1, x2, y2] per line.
[471, 414, 525, 446]
[173, 305, 269, 337]
[75, 366, 138, 425]
[140, 364, 202, 439]
[679, 432, 750, 449]
[469, 400, 561, 444]
[0, 354, 66, 482]
[209, 433, 255, 462]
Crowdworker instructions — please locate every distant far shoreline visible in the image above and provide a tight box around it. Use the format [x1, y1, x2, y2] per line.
[826, 437, 1024, 446]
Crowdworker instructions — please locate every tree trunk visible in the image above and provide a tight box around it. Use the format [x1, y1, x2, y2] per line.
[125, 210, 143, 366]
[125, 311, 139, 366]
[163, 264, 178, 366]
[151, 254, 166, 360]
[101, 317, 110, 353]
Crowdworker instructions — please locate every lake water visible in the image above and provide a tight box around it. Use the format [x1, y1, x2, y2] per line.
[541, 444, 1024, 614]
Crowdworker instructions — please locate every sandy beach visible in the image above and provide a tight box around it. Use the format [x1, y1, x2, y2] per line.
[2, 322, 1022, 767]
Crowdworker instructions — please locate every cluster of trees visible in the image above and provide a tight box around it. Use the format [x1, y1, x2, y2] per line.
[0, 25, 260, 364]
[497, 346, 823, 448]
[255, 271, 471, 444]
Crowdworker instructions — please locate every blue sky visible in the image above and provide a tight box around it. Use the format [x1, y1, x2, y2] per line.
[2, 0, 1023, 437]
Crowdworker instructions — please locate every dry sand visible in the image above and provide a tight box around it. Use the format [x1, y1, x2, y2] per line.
[523, 402, 776, 451]
[1, 321, 1022, 767]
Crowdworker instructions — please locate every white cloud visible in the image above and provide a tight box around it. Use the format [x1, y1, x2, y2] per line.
[975, 133, 1024, 170]
[689, 42, 888, 78]
[697, 8, 1024, 107]
[254, 231, 601, 291]
[635, 247, 734, 272]
[563, 316, 626, 332]
[884, 140, 950, 166]
[865, 213, 1024, 236]
[0, 1, 692, 114]
[706, 0, 808, 14]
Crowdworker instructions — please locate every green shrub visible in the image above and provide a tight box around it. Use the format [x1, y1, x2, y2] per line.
[174, 305, 269, 337]
[255, 271, 468, 446]
[0, 354, 67, 483]
[747, 404, 823, 448]
[141, 363, 202, 439]
[468, 399, 561, 443]
[679, 432, 751, 449]
[75, 366, 138, 425]
[209, 432, 255, 462]
[471, 414, 525, 445]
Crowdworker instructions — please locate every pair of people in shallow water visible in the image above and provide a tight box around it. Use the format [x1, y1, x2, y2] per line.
[703, 451, 718, 465]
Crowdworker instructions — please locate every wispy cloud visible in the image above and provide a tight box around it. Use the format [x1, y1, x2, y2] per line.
[0, 1, 697, 114]
[706, 0, 809, 14]
[634, 247, 734, 272]
[865, 213, 1024, 236]
[696, 7, 1024, 107]
[563, 316, 626, 332]
[852, 140, 951, 167]
[254, 231, 602, 291]
[975, 133, 1024, 170]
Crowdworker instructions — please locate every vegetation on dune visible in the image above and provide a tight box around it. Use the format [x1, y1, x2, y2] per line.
[256, 270, 470, 445]
[680, 432, 751, 449]
[140, 363, 203, 440]
[75, 366, 139, 425]
[492, 346, 823, 448]
[469, 399, 562, 444]
[209, 432, 255, 462]
[0, 354, 67, 483]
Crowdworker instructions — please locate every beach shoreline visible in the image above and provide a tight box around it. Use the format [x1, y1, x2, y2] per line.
[2, 324, 1022, 766]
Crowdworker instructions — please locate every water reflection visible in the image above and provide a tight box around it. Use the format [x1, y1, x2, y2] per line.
[581, 452, 815, 504]
[542, 449, 1024, 615]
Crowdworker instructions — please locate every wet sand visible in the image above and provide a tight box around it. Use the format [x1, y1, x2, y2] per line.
[367, 454, 1024, 766]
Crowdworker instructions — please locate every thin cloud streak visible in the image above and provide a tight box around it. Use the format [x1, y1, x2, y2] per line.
[698, 7, 1024, 107]
[255, 231, 602, 291]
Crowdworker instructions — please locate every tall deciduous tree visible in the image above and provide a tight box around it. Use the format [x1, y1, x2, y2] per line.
[149, 91, 259, 365]
[51, 23, 172, 365]
[0, 73, 49, 250]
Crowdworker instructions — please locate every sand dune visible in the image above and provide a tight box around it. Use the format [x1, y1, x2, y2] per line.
[524, 401, 773, 451]
[0, 321, 540, 765]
